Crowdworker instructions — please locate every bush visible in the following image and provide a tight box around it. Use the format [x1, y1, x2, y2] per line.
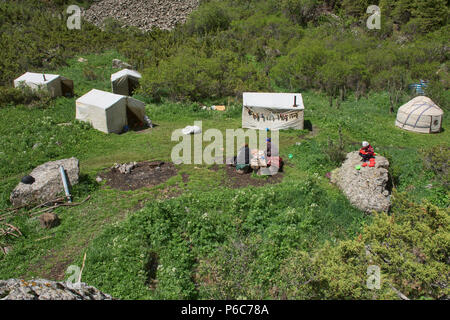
[0, 86, 51, 108]
[421, 145, 449, 186]
[140, 47, 270, 101]
[281, 0, 319, 26]
[324, 129, 347, 166]
[186, 1, 233, 35]
[276, 194, 450, 300]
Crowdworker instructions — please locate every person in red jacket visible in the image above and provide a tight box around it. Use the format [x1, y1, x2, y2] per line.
[359, 141, 374, 162]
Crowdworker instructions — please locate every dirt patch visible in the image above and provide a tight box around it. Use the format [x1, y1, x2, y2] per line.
[210, 164, 284, 189]
[99, 161, 178, 191]
[28, 253, 71, 281]
[299, 125, 320, 139]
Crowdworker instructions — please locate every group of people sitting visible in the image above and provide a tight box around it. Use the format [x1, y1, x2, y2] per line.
[230, 139, 374, 175]
[233, 138, 283, 175]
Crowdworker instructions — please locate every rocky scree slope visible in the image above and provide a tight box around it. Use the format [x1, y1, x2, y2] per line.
[82, 0, 200, 31]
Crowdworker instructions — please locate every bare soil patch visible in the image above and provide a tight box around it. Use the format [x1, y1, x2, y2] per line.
[210, 164, 284, 189]
[99, 161, 178, 191]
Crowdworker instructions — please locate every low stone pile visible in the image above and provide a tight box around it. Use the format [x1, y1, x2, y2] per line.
[113, 162, 137, 174]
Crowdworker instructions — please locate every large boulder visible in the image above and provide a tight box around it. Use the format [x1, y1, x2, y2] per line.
[330, 151, 391, 213]
[0, 279, 113, 300]
[10, 157, 79, 207]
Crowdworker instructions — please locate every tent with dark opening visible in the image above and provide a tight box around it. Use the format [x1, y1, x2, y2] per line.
[75, 89, 146, 134]
[14, 72, 74, 97]
[395, 96, 444, 133]
[111, 69, 141, 96]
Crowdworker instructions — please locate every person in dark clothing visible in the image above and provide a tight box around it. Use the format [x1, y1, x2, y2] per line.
[266, 138, 279, 157]
[359, 141, 375, 161]
[236, 143, 251, 174]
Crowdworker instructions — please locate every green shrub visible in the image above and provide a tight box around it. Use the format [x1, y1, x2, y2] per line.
[281, 0, 319, 26]
[140, 47, 270, 101]
[186, 1, 233, 35]
[0, 86, 51, 108]
[421, 145, 449, 186]
[275, 194, 450, 299]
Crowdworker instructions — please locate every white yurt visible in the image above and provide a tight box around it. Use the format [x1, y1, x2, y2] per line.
[75, 89, 146, 134]
[395, 96, 444, 133]
[242, 92, 304, 130]
[111, 69, 141, 96]
[14, 72, 73, 97]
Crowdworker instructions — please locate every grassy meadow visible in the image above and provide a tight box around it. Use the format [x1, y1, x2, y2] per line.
[0, 0, 449, 300]
[0, 50, 448, 299]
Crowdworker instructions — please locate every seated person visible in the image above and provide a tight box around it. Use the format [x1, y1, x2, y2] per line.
[236, 143, 251, 174]
[359, 141, 375, 162]
[266, 138, 278, 157]
[265, 138, 283, 172]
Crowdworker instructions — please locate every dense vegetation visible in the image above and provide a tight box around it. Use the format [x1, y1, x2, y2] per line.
[0, 0, 448, 300]
[1, 0, 449, 107]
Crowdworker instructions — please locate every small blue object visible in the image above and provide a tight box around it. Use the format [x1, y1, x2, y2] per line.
[123, 125, 129, 133]
[266, 128, 269, 131]
[408, 79, 428, 95]
[266, 138, 271, 142]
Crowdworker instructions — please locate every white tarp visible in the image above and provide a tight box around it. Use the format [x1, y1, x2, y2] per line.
[182, 125, 202, 135]
[75, 89, 146, 134]
[111, 69, 142, 96]
[14, 72, 63, 97]
[242, 92, 305, 130]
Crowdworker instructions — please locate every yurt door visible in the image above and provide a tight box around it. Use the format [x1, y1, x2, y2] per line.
[430, 116, 441, 132]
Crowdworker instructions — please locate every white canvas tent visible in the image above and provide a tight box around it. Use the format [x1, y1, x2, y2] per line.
[14, 72, 73, 97]
[75, 89, 146, 134]
[242, 92, 305, 130]
[111, 69, 141, 96]
[395, 96, 444, 133]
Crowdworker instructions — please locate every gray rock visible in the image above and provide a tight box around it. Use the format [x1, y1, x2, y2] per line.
[39, 212, 60, 229]
[115, 162, 137, 174]
[10, 158, 79, 207]
[112, 58, 132, 69]
[0, 279, 113, 300]
[330, 151, 391, 213]
[32, 142, 41, 150]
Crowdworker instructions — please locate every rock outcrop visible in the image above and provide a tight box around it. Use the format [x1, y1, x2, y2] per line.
[331, 151, 391, 213]
[82, 0, 200, 32]
[112, 58, 132, 69]
[0, 279, 113, 300]
[10, 158, 79, 207]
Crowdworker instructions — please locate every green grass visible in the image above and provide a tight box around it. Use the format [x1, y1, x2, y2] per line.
[0, 50, 448, 299]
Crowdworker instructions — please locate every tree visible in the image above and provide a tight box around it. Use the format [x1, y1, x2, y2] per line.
[318, 59, 350, 108]
[373, 67, 410, 114]
[281, 0, 319, 26]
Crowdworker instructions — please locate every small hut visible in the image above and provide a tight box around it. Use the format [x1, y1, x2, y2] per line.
[14, 72, 74, 97]
[111, 69, 141, 96]
[395, 96, 444, 133]
[75, 89, 146, 134]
